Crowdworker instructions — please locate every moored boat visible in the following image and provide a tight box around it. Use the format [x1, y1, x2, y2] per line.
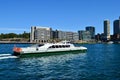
[107, 41, 114, 44]
[13, 41, 87, 56]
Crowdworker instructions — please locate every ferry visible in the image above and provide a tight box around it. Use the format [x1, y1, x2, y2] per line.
[13, 41, 87, 56]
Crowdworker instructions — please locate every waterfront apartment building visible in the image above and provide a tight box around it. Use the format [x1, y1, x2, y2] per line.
[73, 32, 79, 41]
[78, 30, 91, 41]
[52, 30, 59, 39]
[86, 26, 95, 39]
[52, 30, 66, 40]
[58, 30, 66, 40]
[30, 26, 52, 43]
[65, 31, 74, 41]
[104, 20, 110, 40]
[113, 17, 120, 35]
[30, 26, 79, 43]
[52, 30, 79, 41]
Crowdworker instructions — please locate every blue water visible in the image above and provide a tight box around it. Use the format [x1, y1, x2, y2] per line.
[0, 43, 120, 80]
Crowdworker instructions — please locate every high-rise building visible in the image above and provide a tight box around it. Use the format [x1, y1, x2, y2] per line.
[73, 32, 79, 41]
[86, 26, 95, 39]
[78, 30, 84, 40]
[66, 31, 73, 41]
[52, 30, 59, 39]
[104, 20, 110, 40]
[78, 30, 91, 41]
[30, 26, 52, 43]
[58, 30, 66, 40]
[113, 17, 120, 35]
[30, 27, 36, 42]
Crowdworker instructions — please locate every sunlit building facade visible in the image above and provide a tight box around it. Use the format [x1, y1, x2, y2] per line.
[30, 26, 52, 43]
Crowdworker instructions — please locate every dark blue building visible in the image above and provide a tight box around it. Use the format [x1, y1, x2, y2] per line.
[86, 26, 95, 39]
[113, 17, 120, 35]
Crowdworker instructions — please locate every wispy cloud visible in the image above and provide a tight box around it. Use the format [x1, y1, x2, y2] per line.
[0, 28, 30, 33]
[0, 28, 29, 31]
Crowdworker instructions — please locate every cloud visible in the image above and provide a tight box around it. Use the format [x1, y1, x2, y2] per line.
[0, 28, 30, 33]
[0, 28, 29, 31]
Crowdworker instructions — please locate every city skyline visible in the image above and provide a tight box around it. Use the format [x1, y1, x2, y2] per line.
[0, 0, 120, 34]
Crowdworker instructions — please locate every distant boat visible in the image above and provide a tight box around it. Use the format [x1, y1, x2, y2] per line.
[107, 41, 114, 44]
[13, 41, 87, 56]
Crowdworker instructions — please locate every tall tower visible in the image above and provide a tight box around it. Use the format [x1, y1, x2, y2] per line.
[104, 20, 110, 40]
[30, 26, 36, 42]
[113, 17, 120, 35]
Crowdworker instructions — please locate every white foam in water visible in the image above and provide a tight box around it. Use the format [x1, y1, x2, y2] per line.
[0, 54, 18, 60]
[0, 54, 11, 57]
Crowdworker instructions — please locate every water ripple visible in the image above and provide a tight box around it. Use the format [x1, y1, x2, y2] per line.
[0, 54, 18, 60]
[0, 43, 120, 80]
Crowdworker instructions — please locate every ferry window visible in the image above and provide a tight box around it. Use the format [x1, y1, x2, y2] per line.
[38, 44, 44, 47]
[52, 45, 55, 48]
[59, 45, 62, 48]
[62, 45, 65, 48]
[56, 45, 59, 48]
[66, 45, 70, 47]
[49, 46, 52, 48]
[49, 46, 55, 48]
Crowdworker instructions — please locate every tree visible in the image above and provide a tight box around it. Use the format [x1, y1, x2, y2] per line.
[0, 32, 30, 39]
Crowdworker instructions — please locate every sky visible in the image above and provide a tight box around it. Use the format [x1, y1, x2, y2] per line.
[0, 0, 120, 34]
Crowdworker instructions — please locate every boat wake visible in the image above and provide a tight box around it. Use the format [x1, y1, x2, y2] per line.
[0, 54, 18, 60]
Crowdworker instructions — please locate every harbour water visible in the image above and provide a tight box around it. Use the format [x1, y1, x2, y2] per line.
[0, 43, 120, 80]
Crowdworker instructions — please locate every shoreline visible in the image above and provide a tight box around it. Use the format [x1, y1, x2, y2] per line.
[0, 41, 35, 44]
[0, 41, 120, 44]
